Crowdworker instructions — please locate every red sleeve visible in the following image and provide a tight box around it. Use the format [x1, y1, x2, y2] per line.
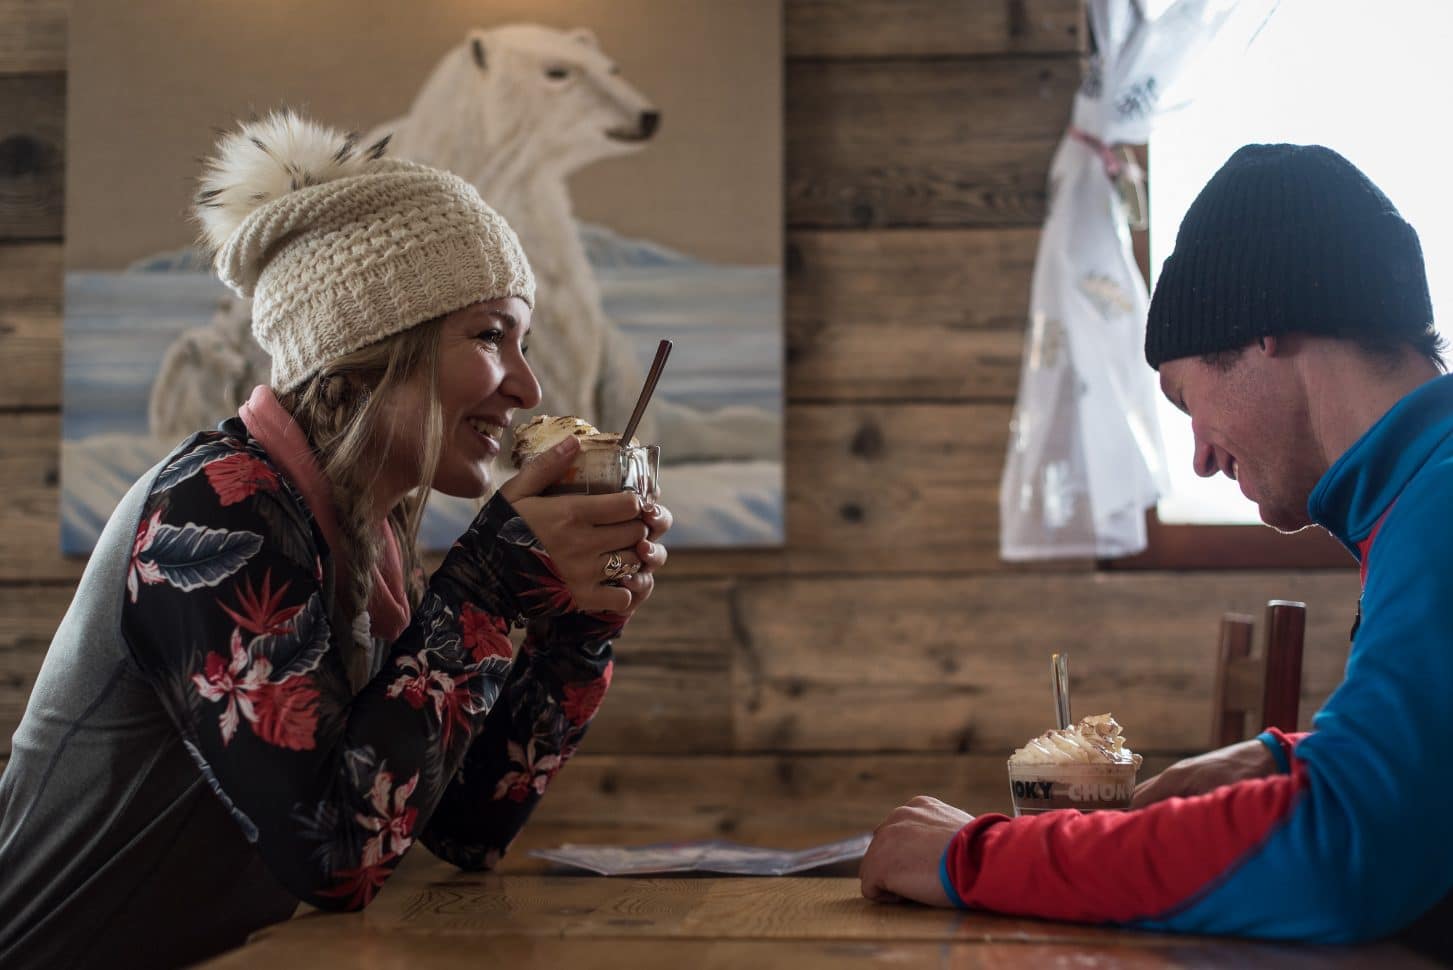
[943, 763, 1306, 923]
[1259, 728, 1311, 774]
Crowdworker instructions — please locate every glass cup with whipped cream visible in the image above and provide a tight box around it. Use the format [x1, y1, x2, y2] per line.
[1006, 714, 1143, 816]
[511, 415, 661, 501]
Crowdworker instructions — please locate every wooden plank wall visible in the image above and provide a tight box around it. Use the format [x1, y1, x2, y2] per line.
[0, 1, 1360, 838]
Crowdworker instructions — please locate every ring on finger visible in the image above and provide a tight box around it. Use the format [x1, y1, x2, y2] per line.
[602, 551, 639, 581]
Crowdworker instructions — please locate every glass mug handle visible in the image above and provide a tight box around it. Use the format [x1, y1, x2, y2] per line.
[619, 445, 660, 502]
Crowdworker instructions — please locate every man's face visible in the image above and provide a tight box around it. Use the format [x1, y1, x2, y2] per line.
[1158, 348, 1322, 533]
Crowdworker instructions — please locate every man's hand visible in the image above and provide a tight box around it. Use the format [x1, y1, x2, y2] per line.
[499, 437, 670, 616]
[859, 796, 973, 906]
[1132, 738, 1276, 809]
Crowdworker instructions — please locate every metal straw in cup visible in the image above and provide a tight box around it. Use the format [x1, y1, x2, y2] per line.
[621, 339, 672, 446]
[1051, 653, 1071, 730]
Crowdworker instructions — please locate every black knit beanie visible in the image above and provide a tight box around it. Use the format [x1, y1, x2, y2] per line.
[1145, 144, 1433, 368]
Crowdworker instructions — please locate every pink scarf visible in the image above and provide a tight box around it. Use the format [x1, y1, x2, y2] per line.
[239, 385, 410, 641]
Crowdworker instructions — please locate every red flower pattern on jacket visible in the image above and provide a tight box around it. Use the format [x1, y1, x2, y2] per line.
[191, 627, 319, 750]
[205, 452, 280, 506]
[358, 768, 419, 867]
[562, 661, 614, 725]
[432, 676, 477, 754]
[460, 603, 513, 663]
[386, 650, 478, 752]
[220, 570, 302, 636]
[247, 677, 322, 751]
[494, 737, 569, 803]
[191, 630, 257, 745]
[317, 857, 395, 910]
[386, 652, 435, 711]
[315, 767, 419, 908]
[127, 508, 166, 603]
[521, 548, 575, 613]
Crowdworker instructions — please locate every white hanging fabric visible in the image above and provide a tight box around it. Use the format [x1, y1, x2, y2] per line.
[999, 0, 1277, 560]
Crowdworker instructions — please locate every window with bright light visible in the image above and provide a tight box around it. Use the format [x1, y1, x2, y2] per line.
[1150, 0, 1453, 524]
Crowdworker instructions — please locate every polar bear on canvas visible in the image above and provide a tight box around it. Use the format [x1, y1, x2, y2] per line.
[150, 23, 777, 461]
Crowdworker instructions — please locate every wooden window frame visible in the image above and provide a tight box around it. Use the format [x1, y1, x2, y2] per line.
[1105, 511, 1353, 570]
[1101, 145, 1353, 572]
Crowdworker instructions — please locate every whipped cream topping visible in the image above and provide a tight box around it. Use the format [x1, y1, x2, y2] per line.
[1008, 714, 1143, 767]
[510, 414, 637, 467]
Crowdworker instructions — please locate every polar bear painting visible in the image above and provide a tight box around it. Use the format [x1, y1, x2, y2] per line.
[148, 23, 779, 464]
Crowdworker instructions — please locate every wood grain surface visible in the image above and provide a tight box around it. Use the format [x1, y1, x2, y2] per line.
[193, 853, 1438, 968]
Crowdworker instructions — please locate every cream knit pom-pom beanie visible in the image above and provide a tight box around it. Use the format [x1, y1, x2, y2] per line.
[193, 110, 535, 393]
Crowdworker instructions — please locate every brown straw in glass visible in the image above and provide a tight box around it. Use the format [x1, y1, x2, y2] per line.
[621, 339, 672, 444]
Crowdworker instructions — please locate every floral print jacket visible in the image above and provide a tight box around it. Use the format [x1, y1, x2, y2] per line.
[119, 420, 619, 910]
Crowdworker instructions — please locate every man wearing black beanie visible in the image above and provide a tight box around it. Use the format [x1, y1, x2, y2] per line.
[861, 145, 1452, 954]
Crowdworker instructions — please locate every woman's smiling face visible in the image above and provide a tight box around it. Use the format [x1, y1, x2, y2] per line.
[379, 297, 542, 501]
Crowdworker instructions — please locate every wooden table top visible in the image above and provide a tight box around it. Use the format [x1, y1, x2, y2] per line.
[198, 841, 1439, 969]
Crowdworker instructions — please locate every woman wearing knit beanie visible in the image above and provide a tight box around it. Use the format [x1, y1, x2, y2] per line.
[0, 111, 671, 969]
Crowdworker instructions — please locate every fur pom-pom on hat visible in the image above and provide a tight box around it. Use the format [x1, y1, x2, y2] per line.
[192, 110, 535, 393]
[194, 111, 390, 254]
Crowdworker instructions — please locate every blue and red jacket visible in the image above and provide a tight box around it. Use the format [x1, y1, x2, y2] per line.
[942, 374, 1453, 943]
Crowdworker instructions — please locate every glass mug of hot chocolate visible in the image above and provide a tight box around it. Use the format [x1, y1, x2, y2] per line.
[511, 415, 661, 501]
[1006, 714, 1142, 816]
[511, 415, 661, 586]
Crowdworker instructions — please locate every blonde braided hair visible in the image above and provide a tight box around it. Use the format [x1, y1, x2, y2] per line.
[279, 317, 446, 689]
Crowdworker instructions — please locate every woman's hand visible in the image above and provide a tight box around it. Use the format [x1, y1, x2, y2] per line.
[611, 498, 671, 612]
[498, 436, 671, 617]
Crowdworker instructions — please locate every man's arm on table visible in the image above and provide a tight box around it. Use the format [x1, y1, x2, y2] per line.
[862, 731, 1304, 918]
[864, 508, 1453, 943]
[861, 735, 1291, 907]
